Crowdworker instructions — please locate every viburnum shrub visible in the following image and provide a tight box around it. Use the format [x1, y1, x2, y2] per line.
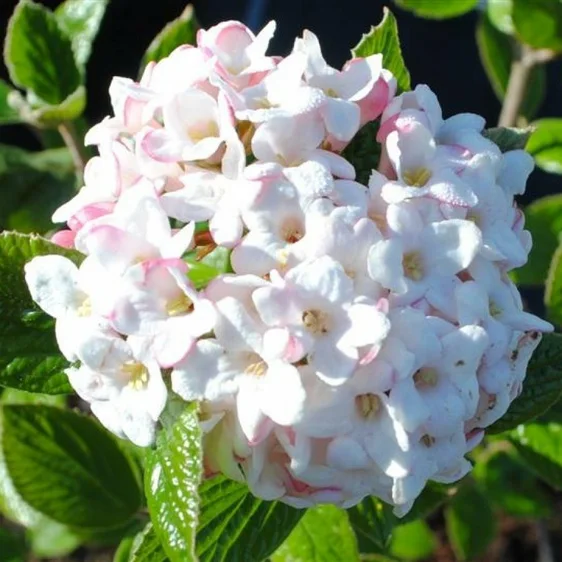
[3, 1, 562, 561]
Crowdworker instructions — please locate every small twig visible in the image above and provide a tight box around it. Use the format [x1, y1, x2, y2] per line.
[536, 519, 555, 562]
[58, 120, 88, 183]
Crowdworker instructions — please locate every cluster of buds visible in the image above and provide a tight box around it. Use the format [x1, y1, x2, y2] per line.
[25, 20, 551, 514]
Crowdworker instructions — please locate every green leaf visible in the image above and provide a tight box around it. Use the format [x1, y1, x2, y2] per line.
[115, 535, 137, 562]
[341, 120, 381, 186]
[482, 126, 534, 152]
[389, 520, 437, 561]
[347, 496, 395, 555]
[4, 0, 81, 105]
[185, 246, 233, 289]
[352, 7, 411, 93]
[140, 5, 198, 74]
[25, 85, 86, 126]
[0, 527, 27, 562]
[0, 232, 83, 394]
[545, 244, 562, 325]
[526, 118, 562, 175]
[196, 476, 303, 562]
[487, 0, 515, 34]
[488, 333, 562, 433]
[444, 482, 496, 561]
[399, 482, 452, 525]
[145, 402, 202, 562]
[271, 505, 360, 562]
[511, 194, 562, 286]
[394, 0, 478, 19]
[0, 79, 21, 125]
[28, 518, 83, 558]
[55, 0, 109, 70]
[512, 0, 562, 51]
[129, 523, 169, 562]
[2, 404, 142, 528]
[476, 17, 545, 120]
[510, 421, 562, 489]
[473, 450, 552, 518]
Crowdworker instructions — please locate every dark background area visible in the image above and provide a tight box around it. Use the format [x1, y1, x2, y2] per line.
[0, 0, 561, 204]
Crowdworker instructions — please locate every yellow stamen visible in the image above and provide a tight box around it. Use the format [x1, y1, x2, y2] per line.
[302, 309, 331, 334]
[190, 121, 220, 142]
[166, 294, 194, 317]
[403, 167, 431, 187]
[420, 434, 435, 447]
[414, 368, 438, 389]
[355, 393, 381, 420]
[76, 297, 92, 317]
[123, 362, 149, 390]
[402, 251, 424, 281]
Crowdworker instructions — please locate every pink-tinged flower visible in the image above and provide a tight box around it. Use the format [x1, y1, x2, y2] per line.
[66, 339, 167, 447]
[198, 20, 277, 89]
[253, 256, 391, 385]
[109, 260, 215, 367]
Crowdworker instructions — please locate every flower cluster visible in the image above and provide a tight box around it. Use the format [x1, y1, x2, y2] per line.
[25, 20, 551, 514]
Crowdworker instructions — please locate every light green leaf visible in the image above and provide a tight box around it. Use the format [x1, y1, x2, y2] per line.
[511, 194, 562, 286]
[4, 0, 81, 105]
[512, 0, 562, 51]
[394, 0, 478, 19]
[352, 7, 410, 93]
[114, 535, 137, 562]
[341, 120, 381, 186]
[390, 520, 437, 561]
[511, 421, 562, 489]
[0, 527, 27, 562]
[488, 333, 562, 433]
[473, 450, 552, 518]
[55, 0, 109, 70]
[2, 404, 142, 528]
[145, 402, 202, 562]
[25, 85, 86, 126]
[476, 17, 545, 120]
[271, 505, 360, 562]
[185, 246, 233, 289]
[482, 126, 534, 152]
[527, 118, 562, 175]
[487, 0, 515, 34]
[129, 523, 169, 562]
[197, 476, 303, 562]
[444, 482, 496, 561]
[0, 232, 83, 394]
[140, 5, 198, 74]
[545, 244, 562, 325]
[0, 79, 21, 125]
[347, 496, 394, 555]
[28, 518, 83, 558]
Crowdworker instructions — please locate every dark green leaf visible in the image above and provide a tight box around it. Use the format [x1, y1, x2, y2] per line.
[347, 496, 395, 555]
[271, 505, 360, 562]
[352, 8, 410, 93]
[473, 450, 552, 517]
[0, 232, 83, 394]
[55, 0, 109, 70]
[476, 17, 545, 120]
[4, 0, 81, 105]
[0, 527, 27, 562]
[545, 244, 562, 325]
[511, 421, 562, 489]
[394, 0, 478, 19]
[488, 333, 562, 433]
[482, 126, 534, 152]
[342, 120, 381, 186]
[527, 118, 562, 175]
[512, 0, 562, 51]
[390, 520, 437, 561]
[140, 5, 198, 74]
[511, 194, 562, 286]
[398, 482, 451, 525]
[197, 476, 303, 562]
[487, 0, 515, 34]
[0, 79, 21, 125]
[2, 404, 142, 528]
[444, 482, 496, 561]
[129, 523, 169, 562]
[145, 402, 202, 562]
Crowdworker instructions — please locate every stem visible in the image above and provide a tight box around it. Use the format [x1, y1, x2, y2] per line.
[498, 44, 535, 127]
[58, 121, 87, 182]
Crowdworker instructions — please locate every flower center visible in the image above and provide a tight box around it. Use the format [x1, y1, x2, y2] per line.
[414, 367, 438, 389]
[281, 219, 304, 244]
[324, 87, 339, 98]
[402, 251, 424, 281]
[166, 294, 194, 317]
[466, 210, 482, 227]
[420, 434, 435, 447]
[245, 356, 267, 377]
[190, 121, 220, 142]
[76, 297, 92, 317]
[403, 167, 431, 187]
[302, 309, 331, 334]
[355, 393, 381, 420]
[489, 301, 502, 318]
[123, 362, 149, 390]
